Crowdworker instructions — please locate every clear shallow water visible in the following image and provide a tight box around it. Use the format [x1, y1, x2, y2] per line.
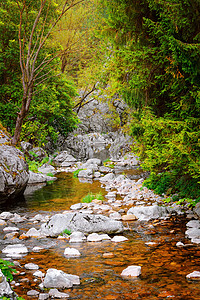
[1, 172, 200, 299]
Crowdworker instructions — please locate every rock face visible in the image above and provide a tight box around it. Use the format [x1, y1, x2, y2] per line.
[40, 212, 124, 237]
[0, 130, 29, 202]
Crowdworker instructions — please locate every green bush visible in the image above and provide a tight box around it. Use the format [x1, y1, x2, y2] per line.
[0, 259, 17, 282]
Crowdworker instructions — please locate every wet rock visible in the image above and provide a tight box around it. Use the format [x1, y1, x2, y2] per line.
[39, 293, 49, 300]
[0, 270, 16, 298]
[32, 246, 44, 252]
[127, 205, 170, 221]
[176, 241, 185, 247]
[43, 268, 80, 289]
[28, 171, 57, 184]
[109, 212, 122, 220]
[2, 244, 28, 255]
[78, 169, 95, 179]
[4, 232, 19, 240]
[100, 173, 115, 183]
[40, 212, 124, 237]
[27, 290, 40, 297]
[191, 238, 200, 244]
[33, 270, 45, 278]
[10, 213, 26, 223]
[122, 214, 137, 221]
[103, 252, 114, 258]
[24, 263, 39, 270]
[69, 231, 86, 243]
[87, 232, 101, 242]
[49, 288, 69, 298]
[29, 214, 47, 222]
[186, 271, 200, 280]
[121, 265, 141, 277]
[64, 248, 81, 256]
[0, 212, 11, 220]
[38, 165, 56, 175]
[24, 227, 46, 238]
[3, 226, 19, 232]
[111, 236, 128, 242]
[70, 203, 83, 210]
[186, 220, 200, 228]
[185, 228, 200, 239]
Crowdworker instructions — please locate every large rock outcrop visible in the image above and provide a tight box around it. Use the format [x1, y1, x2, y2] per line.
[0, 130, 29, 202]
[40, 212, 124, 237]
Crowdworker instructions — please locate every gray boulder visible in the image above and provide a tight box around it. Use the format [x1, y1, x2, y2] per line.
[0, 130, 29, 202]
[43, 269, 80, 289]
[127, 205, 169, 221]
[53, 151, 77, 166]
[40, 212, 124, 237]
[28, 171, 57, 184]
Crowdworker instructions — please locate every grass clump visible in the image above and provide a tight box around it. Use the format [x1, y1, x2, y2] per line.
[81, 192, 104, 203]
[61, 228, 72, 236]
[73, 169, 83, 178]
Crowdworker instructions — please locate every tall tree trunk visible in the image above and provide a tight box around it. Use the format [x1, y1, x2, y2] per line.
[11, 86, 33, 146]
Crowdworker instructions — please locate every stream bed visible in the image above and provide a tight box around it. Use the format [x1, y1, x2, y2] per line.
[0, 172, 200, 300]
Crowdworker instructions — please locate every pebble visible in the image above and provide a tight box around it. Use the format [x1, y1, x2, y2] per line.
[2, 244, 28, 255]
[122, 214, 137, 221]
[87, 233, 103, 242]
[3, 226, 19, 232]
[27, 290, 40, 297]
[121, 265, 141, 277]
[103, 252, 114, 258]
[111, 236, 128, 242]
[33, 271, 45, 277]
[49, 288, 69, 298]
[24, 263, 39, 270]
[64, 248, 81, 256]
[186, 271, 200, 280]
[39, 293, 49, 300]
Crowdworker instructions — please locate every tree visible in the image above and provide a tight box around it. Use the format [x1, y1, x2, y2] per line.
[97, 0, 200, 191]
[11, 0, 84, 146]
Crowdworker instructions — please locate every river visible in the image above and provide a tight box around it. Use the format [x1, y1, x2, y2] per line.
[0, 172, 200, 299]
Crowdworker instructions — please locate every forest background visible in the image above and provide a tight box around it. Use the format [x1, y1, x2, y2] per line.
[0, 0, 200, 202]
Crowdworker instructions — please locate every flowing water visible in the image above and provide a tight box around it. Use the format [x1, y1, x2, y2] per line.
[1, 172, 200, 299]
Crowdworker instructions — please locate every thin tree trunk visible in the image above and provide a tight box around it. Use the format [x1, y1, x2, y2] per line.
[11, 107, 27, 146]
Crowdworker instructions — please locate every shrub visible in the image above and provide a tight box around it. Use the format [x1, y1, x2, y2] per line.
[0, 259, 17, 282]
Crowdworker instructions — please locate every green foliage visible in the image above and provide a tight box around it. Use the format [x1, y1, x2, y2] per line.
[143, 171, 200, 202]
[61, 228, 72, 236]
[73, 169, 84, 178]
[103, 159, 115, 168]
[98, 0, 200, 197]
[0, 259, 16, 282]
[20, 75, 78, 146]
[26, 155, 51, 173]
[81, 192, 104, 203]
[81, 192, 95, 203]
[0, 0, 78, 145]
